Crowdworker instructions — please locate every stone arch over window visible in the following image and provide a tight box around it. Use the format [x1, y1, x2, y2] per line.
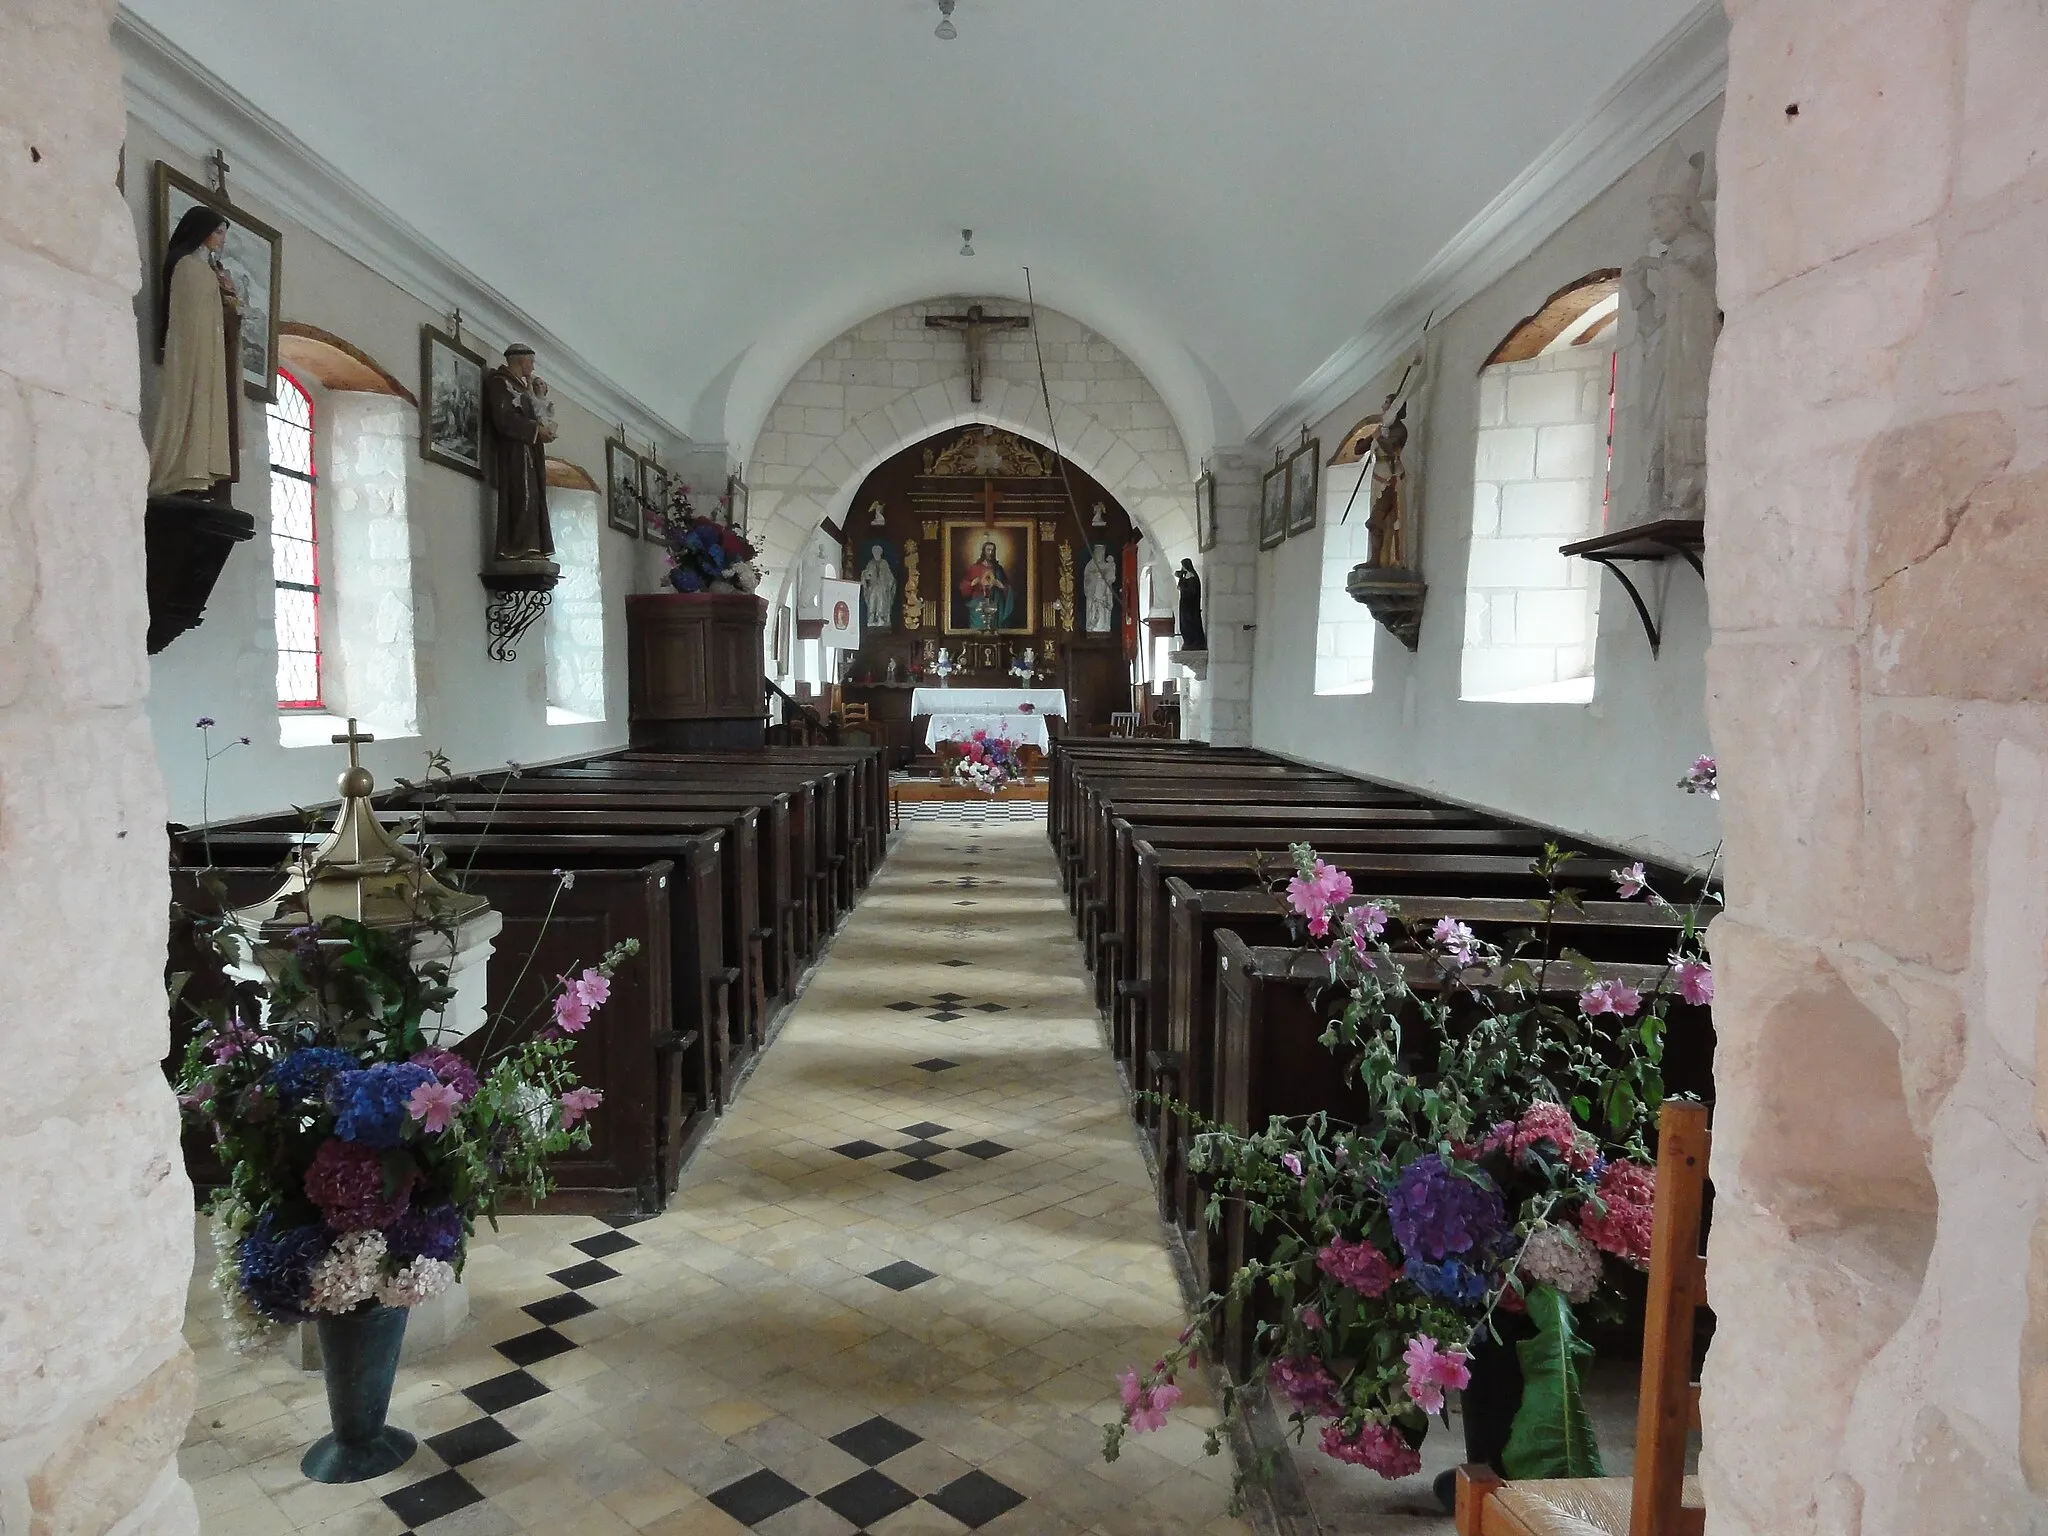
[546, 457, 600, 493]
[1459, 273, 1621, 705]
[743, 301, 1199, 608]
[273, 325, 422, 746]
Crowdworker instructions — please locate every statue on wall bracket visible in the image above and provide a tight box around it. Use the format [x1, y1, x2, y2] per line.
[1620, 146, 1717, 528]
[1344, 336, 1433, 651]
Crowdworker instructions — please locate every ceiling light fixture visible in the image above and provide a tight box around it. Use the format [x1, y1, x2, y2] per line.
[935, 0, 958, 40]
[960, 229, 975, 256]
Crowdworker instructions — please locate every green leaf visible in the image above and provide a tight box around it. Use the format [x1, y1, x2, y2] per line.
[1501, 1286, 1605, 1479]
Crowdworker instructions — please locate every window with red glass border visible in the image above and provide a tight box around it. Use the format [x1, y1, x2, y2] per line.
[267, 370, 324, 710]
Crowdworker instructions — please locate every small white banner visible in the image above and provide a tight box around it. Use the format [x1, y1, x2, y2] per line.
[820, 579, 862, 649]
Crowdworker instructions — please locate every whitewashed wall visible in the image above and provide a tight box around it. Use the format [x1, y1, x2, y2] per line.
[127, 121, 655, 823]
[1250, 104, 1724, 864]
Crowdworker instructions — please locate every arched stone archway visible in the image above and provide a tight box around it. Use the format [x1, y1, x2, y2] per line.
[744, 301, 1200, 607]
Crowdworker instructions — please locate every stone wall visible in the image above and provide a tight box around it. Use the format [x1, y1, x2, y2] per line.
[0, 2, 199, 1531]
[1702, 2, 2048, 1531]
[1183, 451, 1258, 744]
[744, 301, 1199, 609]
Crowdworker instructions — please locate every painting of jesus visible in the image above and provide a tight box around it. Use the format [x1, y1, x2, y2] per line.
[941, 519, 1036, 636]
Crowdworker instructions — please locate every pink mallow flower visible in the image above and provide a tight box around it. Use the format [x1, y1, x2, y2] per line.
[571, 968, 611, 1012]
[1431, 917, 1479, 967]
[1613, 862, 1648, 899]
[1350, 902, 1389, 940]
[1299, 1305, 1324, 1332]
[406, 1080, 464, 1135]
[1316, 1236, 1395, 1298]
[1320, 1421, 1422, 1479]
[1281, 1152, 1305, 1181]
[1580, 1159, 1657, 1269]
[559, 1087, 604, 1128]
[552, 987, 593, 1034]
[1580, 978, 1643, 1018]
[1401, 1335, 1472, 1415]
[1117, 1370, 1183, 1434]
[1673, 957, 1714, 1006]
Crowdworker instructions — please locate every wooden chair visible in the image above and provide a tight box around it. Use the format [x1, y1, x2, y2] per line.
[1456, 1099, 1710, 1536]
[1110, 711, 1142, 738]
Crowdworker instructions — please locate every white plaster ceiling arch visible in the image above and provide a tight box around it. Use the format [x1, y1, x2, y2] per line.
[708, 267, 1229, 474]
[756, 395, 1196, 615]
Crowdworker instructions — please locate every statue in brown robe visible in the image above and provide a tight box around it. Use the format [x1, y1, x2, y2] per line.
[147, 206, 243, 501]
[484, 344, 554, 560]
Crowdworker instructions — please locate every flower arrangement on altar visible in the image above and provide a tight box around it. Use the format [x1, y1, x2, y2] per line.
[953, 728, 1023, 795]
[652, 480, 762, 595]
[177, 922, 636, 1343]
[1104, 758, 1721, 1492]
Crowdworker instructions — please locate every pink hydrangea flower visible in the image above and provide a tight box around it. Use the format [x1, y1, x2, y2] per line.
[1268, 1355, 1342, 1417]
[1581, 1159, 1656, 1268]
[1299, 1305, 1323, 1332]
[1116, 1370, 1182, 1434]
[1580, 978, 1643, 1018]
[559, 1087, 604, 1128]
[1507, 1101, 1599, 1171]
[1319, 1421, 1422, 1479]
[406, 1080, 463, 1135]
[1673, 957, 1714, 1006]
[1316, 1236, 1394, 1298]
[1613, 862, 1648, 899]
[1401, 1335, 1472, 1414]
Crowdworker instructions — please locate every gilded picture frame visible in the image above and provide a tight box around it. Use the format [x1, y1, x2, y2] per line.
[940, 518, 1038, 637]
[1258, 462, 1288, 550]
[153, 161, 284, 403]
[1285, 438, 1321, 538]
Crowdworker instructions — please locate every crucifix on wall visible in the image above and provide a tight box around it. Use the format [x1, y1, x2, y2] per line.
[925, 304, 1030, 402]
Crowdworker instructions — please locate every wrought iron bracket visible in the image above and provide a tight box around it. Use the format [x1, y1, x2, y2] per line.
[1559, 519, 1705, 658]
[478, 567, 560, 662]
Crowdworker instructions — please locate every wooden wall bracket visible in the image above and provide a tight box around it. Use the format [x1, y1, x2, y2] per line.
[1345, 564, 1428, 651]
[1559, 518, 1705, 657]
[145, 494, 257, 654]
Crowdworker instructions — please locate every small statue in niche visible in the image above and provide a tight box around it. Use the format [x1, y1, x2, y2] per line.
[148, 205, 243, 500]
[859, 542, 898, 630]
[483, 344, 556, 560]
[901, 539, 923, 630]
[1174, 559, 1208, 650]
[886, 656, 900, 684]
[1082, 542, 1118, 634]
[1622, 148, 1717, 525]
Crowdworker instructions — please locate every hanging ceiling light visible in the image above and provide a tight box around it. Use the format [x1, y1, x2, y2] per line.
[960, 228, 975, 257]
[935, 0, 958, 40]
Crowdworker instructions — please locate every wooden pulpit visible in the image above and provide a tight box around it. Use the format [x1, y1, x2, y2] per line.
[626, 593, 768, 749]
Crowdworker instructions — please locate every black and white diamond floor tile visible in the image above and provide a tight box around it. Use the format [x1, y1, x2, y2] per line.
[706, 1415, 1027, 1530]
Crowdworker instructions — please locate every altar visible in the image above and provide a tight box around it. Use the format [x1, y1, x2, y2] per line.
[912, 686, 1067, 752]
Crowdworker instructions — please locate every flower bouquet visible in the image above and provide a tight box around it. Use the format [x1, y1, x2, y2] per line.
[653, 479, 762, 595]
[952, 728, 1022, 795]
[1105, 763, 1720, 1498]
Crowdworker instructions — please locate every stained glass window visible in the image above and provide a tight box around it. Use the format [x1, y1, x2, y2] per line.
[267, 372, 322, 709]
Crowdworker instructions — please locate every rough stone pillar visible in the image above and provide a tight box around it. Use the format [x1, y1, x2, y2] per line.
[1702, 2, 2048, 1531]
[0, 3, 200, 1531]
[1183, 450, 1257, 744]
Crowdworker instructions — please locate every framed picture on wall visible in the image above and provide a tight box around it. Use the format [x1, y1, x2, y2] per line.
[940, 517, 1038, 636]
[1285, 439, 1321, 538]
[641, 458, 670, 541]
[418, 324, 487, 478]
[1258, 461, 1288, 550]
[1196, 469, 1218, 552]
[726, 472, 750, 536]
[606, 437, 643, 536]
[153, 161, 284, 402]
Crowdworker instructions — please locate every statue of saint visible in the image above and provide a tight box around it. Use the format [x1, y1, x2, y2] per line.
[483, 343, 555, 560]
[1366, 403, 1410, 568]
[901, 539, 923, 630]
[1622, 149, 1716, 525]
[1174, 559, 1208, 650]
[1082, 542, 1117, 634]
[147, 205, 243, 500]
[859, 544, 898, 630]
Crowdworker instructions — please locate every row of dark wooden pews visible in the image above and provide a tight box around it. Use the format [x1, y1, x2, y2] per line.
[1051, 739, 1715, 1367]
[167, 746, 887, 1215]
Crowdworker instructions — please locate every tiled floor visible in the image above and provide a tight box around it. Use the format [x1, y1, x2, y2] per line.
[179, 805, 1248, 1535]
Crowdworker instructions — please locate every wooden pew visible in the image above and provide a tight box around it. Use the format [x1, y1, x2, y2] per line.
[1049, 742, 1275, 850]
[167, 863, 686, 1211]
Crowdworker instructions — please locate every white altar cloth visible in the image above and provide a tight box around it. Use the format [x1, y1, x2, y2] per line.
[924, 712, 1053, 752]
[910, 686, 1067, 718]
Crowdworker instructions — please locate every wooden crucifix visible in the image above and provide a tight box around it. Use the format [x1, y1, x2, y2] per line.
[925, 304, 1030, 403]
[206, 146, 232, 196]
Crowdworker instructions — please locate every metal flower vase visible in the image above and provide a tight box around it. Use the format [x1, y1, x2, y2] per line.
[301, 1305, 418, 1483]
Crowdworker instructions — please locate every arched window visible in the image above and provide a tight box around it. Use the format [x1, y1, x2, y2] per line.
[1459, 273, 1619, 704]
[1313, 451, 1375, 696]
[266, 371, 323, 710]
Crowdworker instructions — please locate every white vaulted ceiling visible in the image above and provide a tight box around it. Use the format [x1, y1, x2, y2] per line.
[121, 0, 1710, 460]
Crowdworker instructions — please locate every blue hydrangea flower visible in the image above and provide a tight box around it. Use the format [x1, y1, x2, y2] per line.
[670, 567, 706, 594]
[1403, 1256, 1492, 1305]
[327, 1062, 436, 1148]
[237, 1212, 330, 1321]
[270, 1046, 357, 1102]
[1387, 1153, 1509, 1262]
[388, 1203, 464, 1262]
